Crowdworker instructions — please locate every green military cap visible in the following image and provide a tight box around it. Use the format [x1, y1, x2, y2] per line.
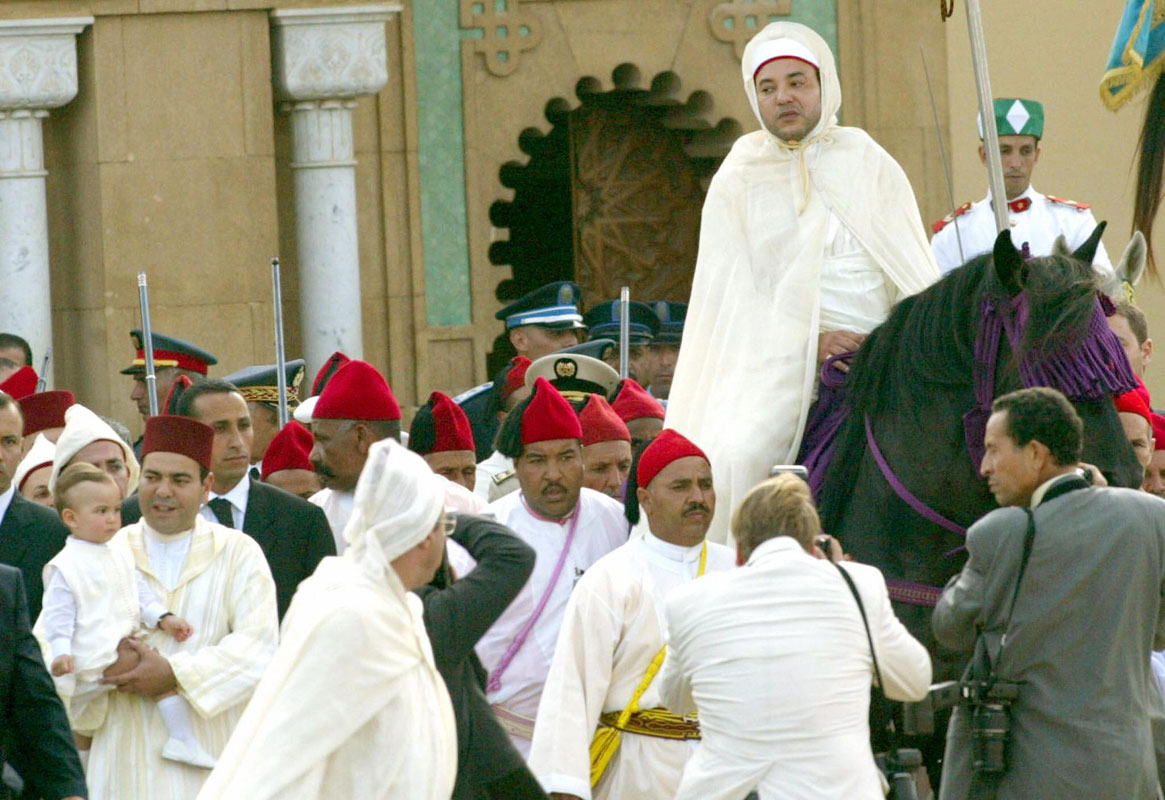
[978, 98, 1044, 139]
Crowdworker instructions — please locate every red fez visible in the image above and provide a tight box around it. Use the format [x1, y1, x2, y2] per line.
[1133, 375, 1152, 411]
[611, 378, 665, 422]
[0, 366, 37, 401]
[18, 391, 74, 437]
[501, 356, 532, 401]
[521, 377, 583, 445]
[1151, 413, 1165, 451]
[142, 415, 214, 471]
[637, 429, 709, 489]
[261, 421, 314, 479]
[311, 351, 351, 397]
[1115, 388, 1153, 427]
[578, 394, 630, 446]
[428, 391, 476, 453]
[312, 360, 401, 421]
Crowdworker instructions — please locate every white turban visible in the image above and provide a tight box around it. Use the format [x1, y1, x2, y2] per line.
[13, 434, 56, 494]
[50, 404, 141, 497]
[344, 439, 446, 579]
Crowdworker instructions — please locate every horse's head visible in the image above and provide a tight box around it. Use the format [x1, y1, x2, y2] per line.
[990, 226, 1143, 487]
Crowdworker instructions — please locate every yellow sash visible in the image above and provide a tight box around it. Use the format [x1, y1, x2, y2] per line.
[588, 542, 707, 787]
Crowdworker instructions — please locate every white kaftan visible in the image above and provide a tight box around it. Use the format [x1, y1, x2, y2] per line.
[309, 487, 354, 554]
[663, 23, 940, 546]
[197, 556, 457, 800]
[476, 488, 629, 756]
[528, 532, 735, 800]
[84, 517, 278, 800]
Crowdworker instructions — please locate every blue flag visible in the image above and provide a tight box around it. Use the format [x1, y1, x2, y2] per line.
[1102, 0, 1165, 109]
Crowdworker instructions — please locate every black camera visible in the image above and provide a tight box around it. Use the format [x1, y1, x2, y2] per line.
[876, 748, 924, 800]
[902, 678, 1020, 775]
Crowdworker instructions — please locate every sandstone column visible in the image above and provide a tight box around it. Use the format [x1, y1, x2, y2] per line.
[270, 5, 399, 375]
[0, 17, 92, 380]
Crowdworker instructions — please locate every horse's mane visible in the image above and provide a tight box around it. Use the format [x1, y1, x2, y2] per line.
[818, 249, 1101, 524]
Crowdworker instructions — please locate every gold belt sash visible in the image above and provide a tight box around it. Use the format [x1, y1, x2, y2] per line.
[588, 542, 708, 787]
[597, 708, 701, 740]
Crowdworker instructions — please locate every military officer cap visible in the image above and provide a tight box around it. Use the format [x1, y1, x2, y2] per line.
[222, 360, 306, 409]
[558, 338, 616, 361]
[582, 301, 661, 346]
[525, 352, 620, 404]
[495, 281, 586, 330]
[120, 329, 217, 376]
[649, 301, 687, 345]
[978, 98, 1044, 140]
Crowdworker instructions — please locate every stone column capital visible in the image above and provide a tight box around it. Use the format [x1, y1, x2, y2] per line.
[270, 4, 400, 103]
[0, 17, 92, 111]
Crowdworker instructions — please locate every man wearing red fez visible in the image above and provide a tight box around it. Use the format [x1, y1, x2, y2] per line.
[474, 356, 532, 501]
[304, 359, 402, 551]
[476, 378, 628, 757]
[118, 380, 335, 621]
[1145, 413, 1165, 498]
[93, 414, 277, 799]
[529, 428, 733, 799]
[577, 393, 633, 500]
[261, 421, 321, 499]
[1115, 388, 1155, 474]
[17, 390, 73, 456]
[0, 365, 37, 401]
[409, 391, 478, 491]
[665, 21, 938, 546]
[610, 378, 666, 452]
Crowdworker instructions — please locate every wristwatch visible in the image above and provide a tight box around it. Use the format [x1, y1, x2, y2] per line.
[157, 612, 174, 629]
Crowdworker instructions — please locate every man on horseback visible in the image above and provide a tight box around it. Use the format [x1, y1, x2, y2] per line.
[931, 98, 1114, 278]
[664, 21, 939, 545]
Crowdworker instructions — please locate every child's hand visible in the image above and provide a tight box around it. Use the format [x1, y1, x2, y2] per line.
[160, 615, 194, 642]
[52, 655, 75, 676]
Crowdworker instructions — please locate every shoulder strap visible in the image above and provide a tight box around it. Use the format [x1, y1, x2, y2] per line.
[834, 562, 899, 748]
[1000, 508, 1036, 649]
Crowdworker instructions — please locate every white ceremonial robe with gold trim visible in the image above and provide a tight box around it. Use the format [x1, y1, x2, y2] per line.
[476, 487, 629, 756]
[85, 517, 278, 800]
[197, 556, 457, 800]
[528, 532, 735, 800]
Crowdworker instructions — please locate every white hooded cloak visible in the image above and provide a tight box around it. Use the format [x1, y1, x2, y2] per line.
[664, 22, 940, 545]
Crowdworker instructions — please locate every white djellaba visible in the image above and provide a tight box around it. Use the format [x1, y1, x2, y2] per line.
[662, 21, 940, 546]
[199, 439, 458, 800]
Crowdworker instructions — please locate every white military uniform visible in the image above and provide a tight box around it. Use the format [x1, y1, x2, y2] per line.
[476, 488, 628, 756]
[931, 185, 1113, 277]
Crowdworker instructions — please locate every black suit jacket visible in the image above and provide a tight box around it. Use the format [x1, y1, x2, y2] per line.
[122, 479, 334, 618]
[0, 493, 69, 622]
[0, 565, 87, 800]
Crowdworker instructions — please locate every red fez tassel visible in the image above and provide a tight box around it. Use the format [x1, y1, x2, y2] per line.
[611, 378, 665, 422]
[637, 429, 709, 489]
[578, 394, 630, 446]
[0, 366, 38, 401]
[429, 391, 476, 453]
[142, 415, 215, 471]
[521, 377, 583, 445]
[261, 421, 314, 479]
[163, 375, 193, 415]
[501, 356, 532, 401]
[1151, 413, 1165, 452]
[312, 360, 401, 421]
[311, 351, 351, 397]
[18, 390, 75, 437]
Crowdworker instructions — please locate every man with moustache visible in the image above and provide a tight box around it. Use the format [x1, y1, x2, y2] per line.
[51, 404, 140, 501]
[476, 379, 627, 756]
[92, 415, 277, 800]
[664, 21, 938, 546]
[529, 430, 734, 800]
[120, 380, 334, 620]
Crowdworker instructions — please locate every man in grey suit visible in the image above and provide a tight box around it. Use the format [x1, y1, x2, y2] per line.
[934, 387, 1165, 800]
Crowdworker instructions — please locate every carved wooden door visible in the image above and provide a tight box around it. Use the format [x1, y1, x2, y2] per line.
[569, 106, 703, 304]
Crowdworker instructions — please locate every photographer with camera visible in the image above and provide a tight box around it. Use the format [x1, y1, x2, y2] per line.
[933, 387, 1165, 800]
[658, 473, 931, 799]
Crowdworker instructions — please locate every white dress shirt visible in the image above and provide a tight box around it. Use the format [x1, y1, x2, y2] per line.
[199, 473, 251, 529]
[0, 485, 14, 525]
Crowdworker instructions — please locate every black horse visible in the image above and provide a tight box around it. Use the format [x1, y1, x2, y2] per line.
[817, 226, 1143, 683]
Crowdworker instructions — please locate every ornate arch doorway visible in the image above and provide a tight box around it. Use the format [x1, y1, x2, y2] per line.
[486, 64, 743, 373]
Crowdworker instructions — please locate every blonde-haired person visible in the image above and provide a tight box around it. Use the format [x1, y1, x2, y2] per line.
[658, 473, 932, 800]
[34, 462, 212, 771]
[199, 439, 457, 800]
